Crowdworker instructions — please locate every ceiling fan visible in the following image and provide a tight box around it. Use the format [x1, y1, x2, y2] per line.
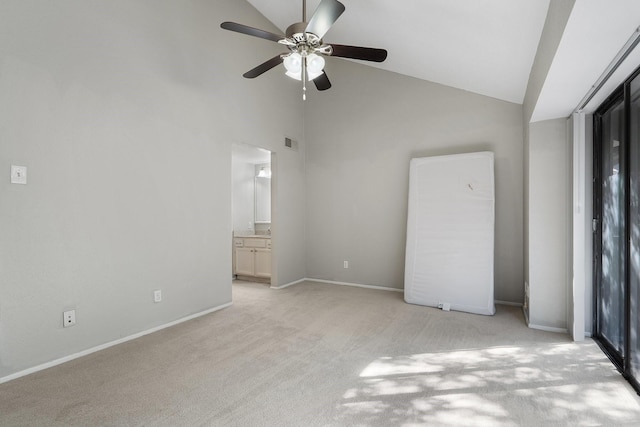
[221, 0, 388, 100]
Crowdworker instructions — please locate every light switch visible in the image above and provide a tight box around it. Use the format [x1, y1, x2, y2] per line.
[10, 165, 27, 184]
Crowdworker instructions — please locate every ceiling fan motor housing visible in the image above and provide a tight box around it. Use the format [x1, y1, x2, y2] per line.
[286, 22, 322, 51]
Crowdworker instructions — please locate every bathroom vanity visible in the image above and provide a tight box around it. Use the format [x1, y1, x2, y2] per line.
[233, 235, 271, 283]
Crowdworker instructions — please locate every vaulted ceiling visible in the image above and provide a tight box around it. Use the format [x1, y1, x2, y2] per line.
[247, 0, 550, 104]
[245, 0, 640, 122]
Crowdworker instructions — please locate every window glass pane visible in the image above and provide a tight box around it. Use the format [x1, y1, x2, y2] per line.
[629, 76, 640, 379]
[599, 99, 625, 354]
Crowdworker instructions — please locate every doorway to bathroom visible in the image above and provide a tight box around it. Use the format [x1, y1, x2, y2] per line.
[231, 143, 273, 287]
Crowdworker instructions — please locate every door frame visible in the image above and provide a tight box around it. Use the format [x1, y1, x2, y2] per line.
[230, 142, 277, 287]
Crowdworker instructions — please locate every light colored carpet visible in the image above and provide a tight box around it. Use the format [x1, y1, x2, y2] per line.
[1, 281, 640, 426]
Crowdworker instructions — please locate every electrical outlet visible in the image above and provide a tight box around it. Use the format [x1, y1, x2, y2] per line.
[63, 310, 76, 328]
[154, 290, 162, 303]
[10, 165, 27, 184]
[344, 260, 349, 269]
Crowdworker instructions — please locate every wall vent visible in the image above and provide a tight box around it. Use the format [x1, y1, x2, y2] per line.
[284, 137, 298, 151]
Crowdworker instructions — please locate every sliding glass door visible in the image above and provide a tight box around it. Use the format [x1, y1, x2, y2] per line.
[594, 93, 625, 367]
[629, 72, 640, 383]
[594, 67, 640, 391]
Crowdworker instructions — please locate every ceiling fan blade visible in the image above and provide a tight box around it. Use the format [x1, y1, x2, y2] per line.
[313, 72, 331, 91]
[221, 21, 283, 43]
[330, 44, 388, 62]
[305, 0, 345, 39]
[243, 55, 285, 79]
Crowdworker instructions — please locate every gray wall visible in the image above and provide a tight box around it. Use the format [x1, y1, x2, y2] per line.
[526, 118, 571, 330]
[522, 0, 576, 330]
[304, 60, 525, 303]
[0, 0, 305, 379]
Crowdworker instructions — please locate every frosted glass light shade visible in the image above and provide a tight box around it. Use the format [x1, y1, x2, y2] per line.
[306, 53, 325, 81]
[283, 53, 302, 73]
[283, 52, 326, 81]
[285, 70, 302, 80]
[284, 52, 303, 80]
[307, 69, 324, 80]
[307, 54, 325, 73]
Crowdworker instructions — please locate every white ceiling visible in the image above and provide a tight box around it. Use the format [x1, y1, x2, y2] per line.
[531, 0, 640, 122]
[244, 0, 640, 120]
[246, 0, 550, 104]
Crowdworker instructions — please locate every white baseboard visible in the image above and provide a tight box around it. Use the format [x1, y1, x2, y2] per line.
[527, 323, 568, 334]
[280, 280, 523, 299]
[495, 300, 523, 307]
[270, 278, 305, 289]
[306, 278, 403, 293]
[523, 306, 568, 334]
[0, 301, 232, 385]
[270, 278, 402, 293]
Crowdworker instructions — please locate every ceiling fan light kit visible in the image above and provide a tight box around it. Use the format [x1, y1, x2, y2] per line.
[283, 52, 325, 81]
[220, 0, 388, 100]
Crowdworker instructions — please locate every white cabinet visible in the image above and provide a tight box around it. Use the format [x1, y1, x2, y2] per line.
[233, 237, 271, 281]
[253, 249, 271, 278]
[235, 248, 256, 276]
